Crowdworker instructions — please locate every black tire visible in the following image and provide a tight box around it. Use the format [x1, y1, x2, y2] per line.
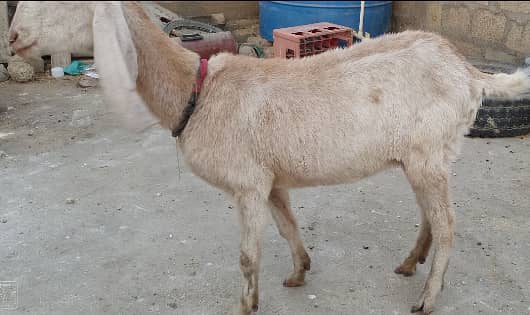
[467, 61, 530, 138]
[163, 19, 223, 35]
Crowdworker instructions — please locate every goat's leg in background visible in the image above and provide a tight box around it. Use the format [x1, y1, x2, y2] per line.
[236, 191, 270, 315]
[395, 189, 433, 276]
[402, 156, 454, 315]
[269, 189, 311, 287]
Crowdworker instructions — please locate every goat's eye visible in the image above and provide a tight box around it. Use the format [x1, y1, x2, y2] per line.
[8, 31, 19, 43]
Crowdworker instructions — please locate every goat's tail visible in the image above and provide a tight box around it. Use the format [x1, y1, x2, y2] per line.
[477, 67, 530, 99]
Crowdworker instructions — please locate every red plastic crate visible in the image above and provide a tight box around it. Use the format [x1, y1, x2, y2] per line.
[273, 22, 354, 59]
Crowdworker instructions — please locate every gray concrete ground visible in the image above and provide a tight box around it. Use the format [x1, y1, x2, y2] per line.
[1, 78, 529, 315]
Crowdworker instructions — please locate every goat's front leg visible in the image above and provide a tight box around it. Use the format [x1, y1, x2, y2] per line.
[237, 192, 269, 315]
[403, 161, 454, 314]
[269, 189, 311, 287]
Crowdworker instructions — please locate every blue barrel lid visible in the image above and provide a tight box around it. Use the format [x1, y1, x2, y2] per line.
[267, 1, 392, 8]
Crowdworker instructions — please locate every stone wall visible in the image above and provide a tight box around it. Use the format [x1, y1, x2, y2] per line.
[4, 1, 527, 65]
[393, 1, 530, 64]
[155, 1, 258, 21]
[0, 1, 10, 63]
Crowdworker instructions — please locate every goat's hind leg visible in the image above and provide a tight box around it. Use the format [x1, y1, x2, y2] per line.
[269, 189, 311, 287]
[395, 212, 432, 276]
[402, 159, 454, 314]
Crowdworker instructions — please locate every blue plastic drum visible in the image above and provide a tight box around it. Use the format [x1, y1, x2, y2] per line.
[259, 1, 392, 41]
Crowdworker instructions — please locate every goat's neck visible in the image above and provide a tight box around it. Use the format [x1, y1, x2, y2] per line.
[123, 2, 200, 130]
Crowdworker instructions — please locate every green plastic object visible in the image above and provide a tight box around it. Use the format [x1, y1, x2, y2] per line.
[239, 44, 265, 58]
[63, 61, 89, 76]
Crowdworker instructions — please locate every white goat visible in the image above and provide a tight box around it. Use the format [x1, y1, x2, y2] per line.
[9, 2, 530, 314]
[8, 1, 179, 59]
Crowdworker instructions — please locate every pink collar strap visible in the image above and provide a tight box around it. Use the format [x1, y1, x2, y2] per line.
[172, 58, 208, 138]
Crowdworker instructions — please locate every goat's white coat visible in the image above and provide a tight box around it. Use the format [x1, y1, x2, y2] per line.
[8, 1, 180, 60]
[13, 2, 530, 315]
[9, 1, 96, 58]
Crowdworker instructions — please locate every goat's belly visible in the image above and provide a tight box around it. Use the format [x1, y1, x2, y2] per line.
[271, 154, 396, 189]
[266, 125, 398, 189]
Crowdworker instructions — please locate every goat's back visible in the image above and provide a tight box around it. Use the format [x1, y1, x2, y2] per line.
[183, 31, 482, 190]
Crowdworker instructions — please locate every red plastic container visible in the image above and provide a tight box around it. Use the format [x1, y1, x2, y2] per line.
[273, 22, 354, 59]
[175, 31, 238, 59]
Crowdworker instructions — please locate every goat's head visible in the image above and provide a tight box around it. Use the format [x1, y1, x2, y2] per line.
[92, 1, 158, 131]
[8, 1, 95, 58]
[9, 1, 158, 131]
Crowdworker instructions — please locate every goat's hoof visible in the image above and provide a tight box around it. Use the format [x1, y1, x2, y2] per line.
[240, 292, 259, 315]
[303, 260, 311, 271]
[239, 307, 251, 315]
[411, 300, 433, 314]
[410, 302, 423, 313]
[301, 251, 311, 271]
[283, 271, 306, 287]
[394, 265, 415, 277]
[283, 277, 305, 287]
[239, 302, 258, 315]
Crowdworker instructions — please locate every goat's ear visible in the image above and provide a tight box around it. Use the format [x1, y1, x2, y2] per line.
[92, 2, 158, 132]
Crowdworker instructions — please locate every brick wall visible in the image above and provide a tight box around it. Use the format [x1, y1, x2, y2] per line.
[393, 1, 530, 64]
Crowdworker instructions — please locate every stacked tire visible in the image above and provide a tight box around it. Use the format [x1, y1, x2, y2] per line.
[468, 61, 530, 138]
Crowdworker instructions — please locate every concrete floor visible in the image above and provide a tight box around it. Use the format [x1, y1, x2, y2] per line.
[1, 78, 529, 315]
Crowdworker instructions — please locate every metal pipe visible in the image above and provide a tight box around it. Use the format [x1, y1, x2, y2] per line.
[359, 1, 365, 38]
